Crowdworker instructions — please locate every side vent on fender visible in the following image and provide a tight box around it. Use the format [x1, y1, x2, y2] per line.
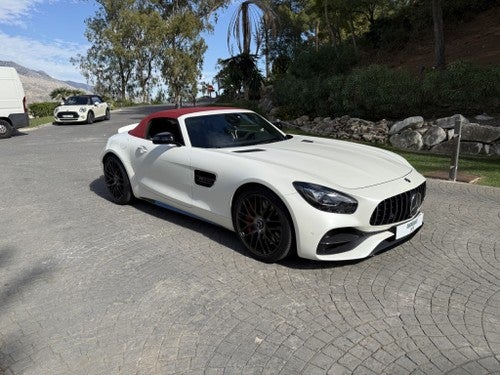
[194, 170, 216, 187]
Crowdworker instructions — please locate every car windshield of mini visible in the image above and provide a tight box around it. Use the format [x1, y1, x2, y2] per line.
[64, 96, 90, 105]
[185, 112, 286, 148]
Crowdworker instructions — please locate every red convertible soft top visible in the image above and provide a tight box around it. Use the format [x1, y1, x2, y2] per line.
[128, 106, 236, 139]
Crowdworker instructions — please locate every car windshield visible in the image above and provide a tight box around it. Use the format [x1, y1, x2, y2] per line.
[64, 96, 90, 105]
[185, 112, 286, 148]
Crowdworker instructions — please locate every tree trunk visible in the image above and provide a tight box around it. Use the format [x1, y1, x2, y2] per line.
[323, 0, 336, 48]
[348, 18, 358, 56]
[264, 28, 270, 80]
[242, 2, 251, 55]
[432, 0, 446, 69]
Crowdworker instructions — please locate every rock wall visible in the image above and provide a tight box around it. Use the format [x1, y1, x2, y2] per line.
[388, 114, 500, 156]
[281, 113, 500, 156]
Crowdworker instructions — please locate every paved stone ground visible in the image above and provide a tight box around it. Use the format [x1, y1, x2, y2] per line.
[0, 106, 499, 374]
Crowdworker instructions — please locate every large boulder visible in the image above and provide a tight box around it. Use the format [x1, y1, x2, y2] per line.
[474, 114, 494, 121]
[294, 115, 310, 127]
[435, 114, 469, 129]
[431, 140, 483, 155]
[389, 116, 424, 135]
[390, 130, 423, 151]
[485, 141, 500, 156]
[422, 126, 447, 147]
[461, 123, 500, 143]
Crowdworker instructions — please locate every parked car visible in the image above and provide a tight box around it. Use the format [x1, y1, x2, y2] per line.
[53, 95, 110, 124]
[101, 107, 426, 263]
[0, 67, 29, 138]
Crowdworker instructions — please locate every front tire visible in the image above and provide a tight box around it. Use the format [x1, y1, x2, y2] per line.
[103, 155, 134, 205]
[0, 119, 13, 139]
[105, 108, 111, 120]
[233, 187, 294, 263]
[86, 111, 95, 124]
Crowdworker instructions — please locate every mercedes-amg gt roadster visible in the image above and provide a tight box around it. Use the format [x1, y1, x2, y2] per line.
[102, 107, 426, 262]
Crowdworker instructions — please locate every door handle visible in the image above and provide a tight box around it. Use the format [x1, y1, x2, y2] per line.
[137, 146, 147, 154]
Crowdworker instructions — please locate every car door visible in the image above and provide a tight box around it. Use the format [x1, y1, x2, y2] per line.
[129, 117, 192, 208]
[91, 96, 105, 118]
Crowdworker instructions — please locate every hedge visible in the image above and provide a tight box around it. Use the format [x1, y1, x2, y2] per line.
[29, 102, 59, 118]
[273, 61, 500, 120]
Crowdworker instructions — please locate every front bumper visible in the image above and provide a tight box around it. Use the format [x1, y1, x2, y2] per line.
[288, 169, 426, 261]
[54, 111, 87, 123]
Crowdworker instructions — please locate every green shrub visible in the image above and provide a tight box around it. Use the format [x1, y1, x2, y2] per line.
[342, 65, 421, 119]
[273, 75, 338, 118]
[273, 61, 499, 120]
[29, 102, 59, 117]
[288, 44, 359, 79]
[421, 61, 500, 116]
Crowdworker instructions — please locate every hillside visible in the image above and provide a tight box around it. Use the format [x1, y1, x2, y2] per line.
[368, 6, 500, 72]
[0, 61, 92, 103]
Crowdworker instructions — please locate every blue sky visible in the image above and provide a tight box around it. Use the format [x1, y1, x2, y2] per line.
[0, 0, 240, 84]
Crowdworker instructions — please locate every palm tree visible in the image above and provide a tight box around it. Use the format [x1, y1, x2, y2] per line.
[227, 0, 277, 79]
[215, 54, 263, 100]
[50, 87, 85, 102]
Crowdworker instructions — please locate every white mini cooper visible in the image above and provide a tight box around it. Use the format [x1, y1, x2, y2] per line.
[54, 95, 110, 124]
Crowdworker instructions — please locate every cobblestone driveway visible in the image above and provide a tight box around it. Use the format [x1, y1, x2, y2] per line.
[1, 107, 499, 374]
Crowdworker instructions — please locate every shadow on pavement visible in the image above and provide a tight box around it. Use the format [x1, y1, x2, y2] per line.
[89, 176, 351, 269]
[0, 246, 57, 373]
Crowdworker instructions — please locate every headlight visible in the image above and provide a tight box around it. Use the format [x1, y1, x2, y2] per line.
[293, 182, 358, 214]
[79, 107, 87, 113]
[53, 107, 59, 114]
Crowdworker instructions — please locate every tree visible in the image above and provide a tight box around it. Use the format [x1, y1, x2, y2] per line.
[74, 0, 231, 105]
[72, 0, 139, 101]
[149, 0, 232, 107]
[215, 53, 263, 99]
[432, 0, 445, 69]
[227, 1, 277, 78]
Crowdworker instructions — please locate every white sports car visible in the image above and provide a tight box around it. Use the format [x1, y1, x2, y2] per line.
[54, 95, 110, 124]
[102, 107, 426, 262]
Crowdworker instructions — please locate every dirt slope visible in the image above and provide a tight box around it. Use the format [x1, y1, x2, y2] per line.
[370, 6, 500, 73]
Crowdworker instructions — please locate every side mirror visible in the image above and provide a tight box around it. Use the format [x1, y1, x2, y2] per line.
[152, 132, 179, 146]
[273, 120, 283, 130]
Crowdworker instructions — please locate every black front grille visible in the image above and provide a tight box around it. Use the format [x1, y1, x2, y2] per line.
[57, 111, 78, 119]
[370, 181, 426, 226]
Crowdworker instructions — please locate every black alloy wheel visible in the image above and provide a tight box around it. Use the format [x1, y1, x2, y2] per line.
[103, 155, 134, 205]
[233, 187, 294, 262]
[0, 119, 13, 139]
[86, 111, 95, 124]
[105, 108, 111, 120]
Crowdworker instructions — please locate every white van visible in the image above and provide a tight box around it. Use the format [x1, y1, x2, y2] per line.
[0, 67, 29, 138]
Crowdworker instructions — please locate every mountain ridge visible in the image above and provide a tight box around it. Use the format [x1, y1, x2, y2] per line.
[0, 60, 92, 103]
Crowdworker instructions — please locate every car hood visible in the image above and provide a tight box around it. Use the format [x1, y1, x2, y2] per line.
[56, 105, 90, 111]
[228, 136, 413, 190]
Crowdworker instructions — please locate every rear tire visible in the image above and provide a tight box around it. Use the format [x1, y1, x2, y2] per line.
[0, 119, 13, 139]
[105, 108, 111, 120]
[233, 187, 294, 263]
[103, 155, 134, 205]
